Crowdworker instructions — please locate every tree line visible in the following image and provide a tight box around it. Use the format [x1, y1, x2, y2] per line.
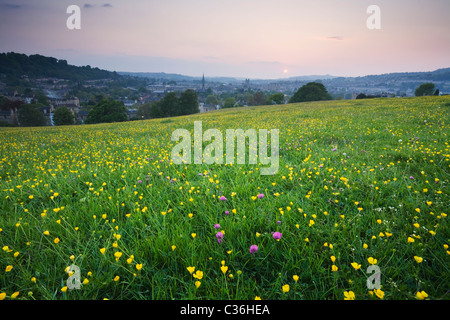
[136, 89, 199, 119]
[2, 81, 443, 127]
[0, 52, 118, 81]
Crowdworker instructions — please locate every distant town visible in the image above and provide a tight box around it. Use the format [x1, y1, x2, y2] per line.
[1, 52, 449, 126]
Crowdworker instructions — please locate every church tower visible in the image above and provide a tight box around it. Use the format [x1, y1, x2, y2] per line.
[202, 73, 205, 91]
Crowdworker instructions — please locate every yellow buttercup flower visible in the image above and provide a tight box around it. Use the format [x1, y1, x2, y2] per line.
[416, 291, 428, 300]
[282, 284, 290, 293]
[414, 256, 423, 263]
[293, 275, 299, 282]
[344, 291, 355, 300]
[374, 289, 384, 299]
[193, 270, 203, 280]
[187, 266, 195, 274]
[136, 264, 143, 270]
[220, 265, 228, 274]
[367, 257, 377, 265]
[351, 262, 361, 270]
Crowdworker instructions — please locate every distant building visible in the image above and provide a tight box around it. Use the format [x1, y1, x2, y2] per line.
[199, 102, 218, 113]
[50, 97, 80, 115]
[243, 79, 250, 90]
[40, 106, 52, 126]
[77, 110, 89, 123]
[122, 99, 137, 107]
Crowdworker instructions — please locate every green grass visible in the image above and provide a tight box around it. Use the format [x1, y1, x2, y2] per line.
[0, 96, 449, 300]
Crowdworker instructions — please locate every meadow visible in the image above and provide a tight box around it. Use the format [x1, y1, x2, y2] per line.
[0, 96, 449, 300]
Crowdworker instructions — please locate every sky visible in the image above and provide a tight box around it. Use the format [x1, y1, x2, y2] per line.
[0, 0, 449, 79]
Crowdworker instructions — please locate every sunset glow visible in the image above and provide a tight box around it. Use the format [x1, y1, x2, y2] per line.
[0, 0, 449, 78]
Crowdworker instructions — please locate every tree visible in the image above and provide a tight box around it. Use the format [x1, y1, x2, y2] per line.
[137, 102, 153, 119]
[17, 104, 46, 127]
[85, 99, 127, 124]
[267, 93, 285, 105]
[288, 82, 332, 103]
[150, 101, 163, 119]
[36, 94, 49, 105]
[53, 106, 74, 125]
[205, 94, 219, 106]
[415, 83, 435, 97]
[158, 92, 180, 117]
[179, 89, 199, 115]
[250, 91, 267, 106]
[356, 93, 367, 99]
[223, 97, 236, 108]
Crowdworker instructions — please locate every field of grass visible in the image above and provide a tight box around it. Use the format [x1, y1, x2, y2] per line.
[0, 96, 449, 300]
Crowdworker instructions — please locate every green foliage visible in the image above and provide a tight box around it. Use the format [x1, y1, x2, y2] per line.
[0, 120, 15, 127]
[53, 106, 75, 126]
[415, 83, 435, 97]
[150, 90, 200, 118]
[250, 91, 267, 106]
[0, 96, 448, 300]
[179, 89, 200, 115]
[267, 93, 285, 105]
[155, 92, 180, 118]
[205, 94, 219, 106]
[356, 93, 377, 99]
[288, 82, 332, 103]
[17, 104, 46, 127]
[85, 99, 127, 124]
[137, 102, 153, 120]
[223, 97, 236, 108]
